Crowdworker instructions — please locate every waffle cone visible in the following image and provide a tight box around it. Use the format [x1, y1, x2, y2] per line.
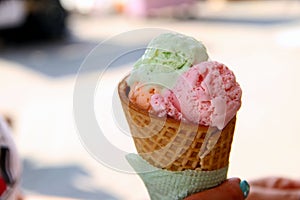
[118, 76, 236, 171]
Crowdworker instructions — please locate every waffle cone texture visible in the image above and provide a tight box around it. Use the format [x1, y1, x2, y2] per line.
[118, 76, 236, 171]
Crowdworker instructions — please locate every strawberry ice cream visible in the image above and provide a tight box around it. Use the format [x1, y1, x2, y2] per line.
[150, 61, 242, 129]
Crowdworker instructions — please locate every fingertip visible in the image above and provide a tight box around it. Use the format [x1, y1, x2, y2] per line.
[225, 178, 250, 199]
[228, 177, 242, 184]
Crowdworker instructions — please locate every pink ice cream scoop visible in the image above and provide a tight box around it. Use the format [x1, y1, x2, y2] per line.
[150, 61, 242, 129]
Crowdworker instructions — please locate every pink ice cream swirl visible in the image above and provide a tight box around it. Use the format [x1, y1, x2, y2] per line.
[150, 61, 242, 130]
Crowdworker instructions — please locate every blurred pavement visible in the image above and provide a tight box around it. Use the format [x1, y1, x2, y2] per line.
[1, 1, 300, 199]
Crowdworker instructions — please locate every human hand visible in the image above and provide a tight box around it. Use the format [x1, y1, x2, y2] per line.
[247, 177, 300, 200]
[184, 178, 248, 200]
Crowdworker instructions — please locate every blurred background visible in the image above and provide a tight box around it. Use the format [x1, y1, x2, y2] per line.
[1, 0, 300, 199]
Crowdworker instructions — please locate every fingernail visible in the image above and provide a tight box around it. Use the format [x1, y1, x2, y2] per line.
[240, 180, 250, 198]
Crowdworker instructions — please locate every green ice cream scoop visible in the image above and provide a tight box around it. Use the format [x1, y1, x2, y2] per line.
[127, 32, 209, 89]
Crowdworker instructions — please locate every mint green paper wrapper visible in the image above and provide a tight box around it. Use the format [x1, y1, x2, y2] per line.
[126, 154, 228, 200]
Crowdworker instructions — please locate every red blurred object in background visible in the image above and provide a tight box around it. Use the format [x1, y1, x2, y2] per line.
[0, 178, 7, 196]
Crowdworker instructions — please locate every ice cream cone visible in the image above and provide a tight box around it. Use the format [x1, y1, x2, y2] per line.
[118, 76, 236, 172]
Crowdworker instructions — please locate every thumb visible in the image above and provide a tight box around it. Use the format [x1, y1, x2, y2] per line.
[185, 178, 247, 200]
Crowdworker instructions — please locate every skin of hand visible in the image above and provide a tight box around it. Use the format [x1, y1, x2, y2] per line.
[184, 178, 245, 200]
[247, 177, 300, 200]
